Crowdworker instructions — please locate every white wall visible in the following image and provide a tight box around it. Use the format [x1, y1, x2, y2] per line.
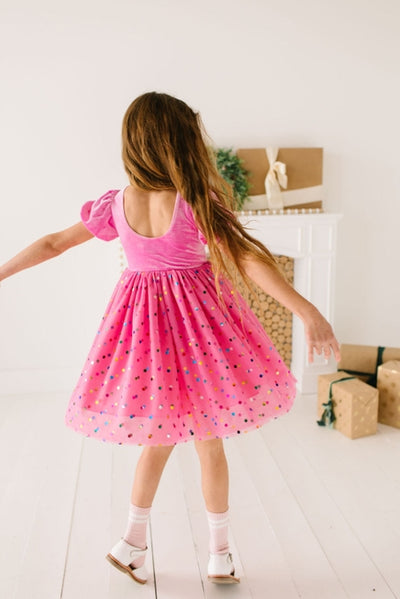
[1, 0, 399, 394]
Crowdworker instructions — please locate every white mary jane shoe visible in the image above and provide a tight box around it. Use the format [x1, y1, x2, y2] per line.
[106, 538, 148, 584]
[208, 552, 240, 584]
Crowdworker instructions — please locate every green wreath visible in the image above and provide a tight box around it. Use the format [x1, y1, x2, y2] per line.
[214, 147, 250, 211]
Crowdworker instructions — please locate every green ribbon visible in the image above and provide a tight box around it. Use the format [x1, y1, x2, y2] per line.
[337, 345, 386, 388]
[317, 376, 357, 428]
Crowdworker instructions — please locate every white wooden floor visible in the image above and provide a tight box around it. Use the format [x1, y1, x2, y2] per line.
[1, 391, 399, 599]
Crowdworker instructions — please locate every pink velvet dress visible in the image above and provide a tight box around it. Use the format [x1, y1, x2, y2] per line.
[65, 189, 297, 445]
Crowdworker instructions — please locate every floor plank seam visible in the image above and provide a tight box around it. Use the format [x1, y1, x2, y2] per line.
[59, 439, 84, 599]
[148, 518, 159, 599]
[177, 452, 207, 597]
[231, 436, 302, 598]
[245, 430, 348, 598]
[259, 429, 362, 599]
[282, 420, 400, 598]
[260, 425, 398, 598]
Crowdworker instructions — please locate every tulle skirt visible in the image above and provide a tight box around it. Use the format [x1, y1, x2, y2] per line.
[65, 263, 297, 445]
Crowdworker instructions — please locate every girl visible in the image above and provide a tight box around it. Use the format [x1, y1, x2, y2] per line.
[0, 92, 340, 585]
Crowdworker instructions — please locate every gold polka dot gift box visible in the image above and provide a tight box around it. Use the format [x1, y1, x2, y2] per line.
[377, 360, 400, 428]
[317, 371, 379, 440]
[337, 344, 400, 387]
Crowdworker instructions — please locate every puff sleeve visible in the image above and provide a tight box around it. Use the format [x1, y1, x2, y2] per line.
[80, 190, 119, 241]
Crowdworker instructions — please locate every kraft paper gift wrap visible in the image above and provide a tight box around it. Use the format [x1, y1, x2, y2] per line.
[338, 344, 400, 387]
[377, 360, 400, 428]
[236, 147, 323, 211]
[317, 371, 379, 440]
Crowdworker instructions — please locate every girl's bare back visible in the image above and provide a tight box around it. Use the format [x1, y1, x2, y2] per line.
[123, 186, 177, 239]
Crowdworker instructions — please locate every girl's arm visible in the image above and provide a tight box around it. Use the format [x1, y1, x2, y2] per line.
[0, 222, 94, 282]
[240, 255, 341, 363]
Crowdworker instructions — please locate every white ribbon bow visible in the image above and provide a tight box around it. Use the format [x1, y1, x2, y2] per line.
[265, 147, 288, 209]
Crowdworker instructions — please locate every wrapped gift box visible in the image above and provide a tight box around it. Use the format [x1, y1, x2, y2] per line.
[338, 344, 400, 387]
[377, 360, 400, 428]
[236, 147, 323, 211]
[317, 371, 379, 439]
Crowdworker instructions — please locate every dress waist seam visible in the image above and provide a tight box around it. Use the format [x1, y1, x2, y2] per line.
[124, 261, 210, 274]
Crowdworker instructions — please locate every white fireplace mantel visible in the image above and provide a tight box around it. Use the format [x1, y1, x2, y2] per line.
[238, 212, 342, 394]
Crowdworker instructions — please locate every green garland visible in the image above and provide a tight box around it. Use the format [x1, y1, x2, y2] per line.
[213, 147, 250, 210]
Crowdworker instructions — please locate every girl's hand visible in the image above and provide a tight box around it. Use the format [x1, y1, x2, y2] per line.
[302, 306, 341, 363]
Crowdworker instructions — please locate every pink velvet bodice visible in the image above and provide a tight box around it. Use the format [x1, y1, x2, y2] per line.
[81, 189, 208, 271]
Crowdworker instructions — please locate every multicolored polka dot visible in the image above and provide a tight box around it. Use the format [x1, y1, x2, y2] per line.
[65, 263, 297, 446]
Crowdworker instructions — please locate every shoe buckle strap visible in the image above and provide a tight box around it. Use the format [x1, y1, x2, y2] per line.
[129, 547, 147, 558]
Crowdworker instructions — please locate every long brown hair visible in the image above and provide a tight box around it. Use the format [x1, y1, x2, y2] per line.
[121, 92, 280, 293]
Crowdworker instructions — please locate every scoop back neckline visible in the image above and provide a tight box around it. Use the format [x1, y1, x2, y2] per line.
[119, 188, 180, 240]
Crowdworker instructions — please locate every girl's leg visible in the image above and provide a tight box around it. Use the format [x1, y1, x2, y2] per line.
[130, 444, 175, 507]
[194, 438, 229, 513]
[122, 445, 174, 566]
[195, 439, 239, 582]
[195, 439, 230, 555]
